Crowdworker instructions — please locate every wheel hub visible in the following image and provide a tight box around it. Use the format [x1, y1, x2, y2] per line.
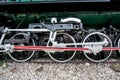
[83, 44, 103, 55]
[83, 38, 109, 55]
[45, 41, 66, 53]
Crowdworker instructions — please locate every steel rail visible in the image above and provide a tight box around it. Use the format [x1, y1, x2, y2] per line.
[4, 59, 120, 64]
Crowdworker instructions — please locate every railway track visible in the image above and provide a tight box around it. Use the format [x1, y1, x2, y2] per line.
[3, 58, 120, 64]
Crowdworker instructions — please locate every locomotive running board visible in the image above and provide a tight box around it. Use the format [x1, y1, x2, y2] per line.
[14, 46, 120, 51]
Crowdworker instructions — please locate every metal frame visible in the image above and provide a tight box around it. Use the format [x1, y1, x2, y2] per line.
[0, 17, 113, 54]
[0, 27, 110, 53]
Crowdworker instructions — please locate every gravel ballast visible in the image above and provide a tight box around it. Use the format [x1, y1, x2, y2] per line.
[0, 62, 120, 80]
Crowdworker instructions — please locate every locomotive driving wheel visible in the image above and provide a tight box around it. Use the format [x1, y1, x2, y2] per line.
[8, 33, 35, 62]
[82, 32, 112, 62]
[117, 36, 120, 54]
[47, 33, 77, 62]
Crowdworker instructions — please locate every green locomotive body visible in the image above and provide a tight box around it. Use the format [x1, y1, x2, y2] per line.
[1, 12, 120, 29]
[0, 0, 120, 28]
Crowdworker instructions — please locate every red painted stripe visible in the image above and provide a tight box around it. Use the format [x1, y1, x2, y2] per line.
[14, 46, 120, 51]
[103, 47, 120, 51]
[14, 46, 88, 51]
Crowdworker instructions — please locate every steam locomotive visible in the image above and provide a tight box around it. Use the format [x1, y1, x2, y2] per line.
[0, 0, 120, 63]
